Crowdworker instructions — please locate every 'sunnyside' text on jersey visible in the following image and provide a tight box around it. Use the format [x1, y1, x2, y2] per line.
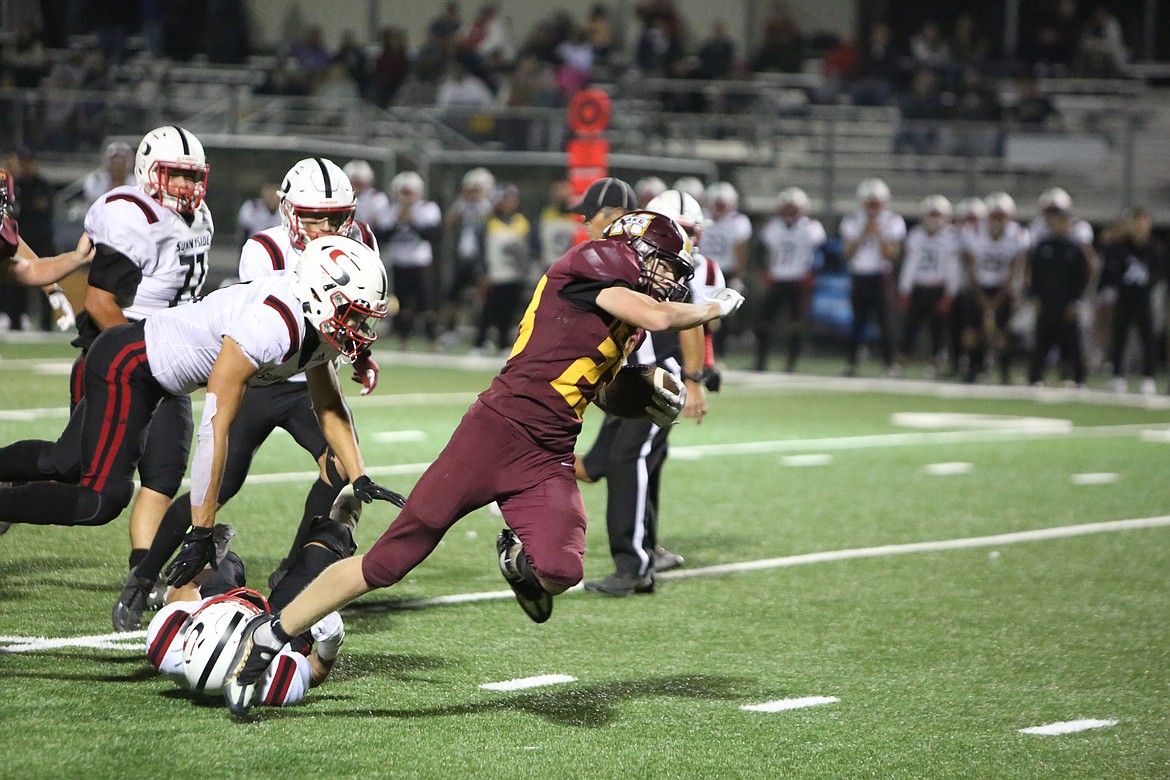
[84, 185, 213, 320]
[479, 239, 645, 454]
[144, 275, 338, 395]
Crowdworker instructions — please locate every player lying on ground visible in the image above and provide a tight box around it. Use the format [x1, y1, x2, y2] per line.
[146, 489, 361, 704]
[219, 210, 746, 717]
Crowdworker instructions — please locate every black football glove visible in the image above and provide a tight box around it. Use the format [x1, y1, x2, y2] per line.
[703, 367, 722, 393]
[165, 526, 217, 587]
[352, 475, 407, 507]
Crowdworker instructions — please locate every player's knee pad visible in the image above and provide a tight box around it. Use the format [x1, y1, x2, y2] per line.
[74, 484, 132, 527]
[321, 449, 346, 487]
[137, 464, 186, 499]
[304, 516, 357, 559]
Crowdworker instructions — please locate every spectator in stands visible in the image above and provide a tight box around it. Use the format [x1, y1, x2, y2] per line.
[893, 70, 943, 155]
[695, 20, 736, 80]
[634, 0, 684, 78]
[851, 21, 899, 106]
[3, 26, 49, 88]
[585, 4, 615, 67]
[335, 30, 369, 97]
[82, 142, 135, 205]
[751, 11, 804, 74]
[370, 26, 410, 108]
[947, 67, 1003, 156]
[1032, 0, 1081, 73]
[473, 182, 531, 354]
[1074, 4, 1128, 77]
[554, 26, 595, 97]
[429, 2, 463, 44]
[840, 178, 905, 377]
[950, 13, 989, 69]
[414, 30, 453, 87]
[464, 4, 516, 73]
[1101, 207, 1162, 394]
[289, 25, 332, 87]
[236, 182, 281, 245]
[1005, 75, 1060, 129]
[257, 56, 311, 98]
[386, 171, 442, 349]
[436, 58, 495, 108]
[313, 63, 360, 102]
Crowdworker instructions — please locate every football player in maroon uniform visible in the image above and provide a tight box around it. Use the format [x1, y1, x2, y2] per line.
[223, 210, 746, 717]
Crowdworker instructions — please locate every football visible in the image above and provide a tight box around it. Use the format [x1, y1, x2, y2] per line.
[595, 365, 684, 421]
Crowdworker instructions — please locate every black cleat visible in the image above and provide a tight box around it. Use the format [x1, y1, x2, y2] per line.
[112, 571, 154, 631]
[583, 572, 655, 597]
[223, 614, 282, 718]
[496, 528, 552, 623]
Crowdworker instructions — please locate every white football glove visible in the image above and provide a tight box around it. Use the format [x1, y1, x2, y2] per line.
[310, 611, 345, 661]
[708, 287, 745, 317]
[645, 367, 687, 428]
[46, 289, 75, 332]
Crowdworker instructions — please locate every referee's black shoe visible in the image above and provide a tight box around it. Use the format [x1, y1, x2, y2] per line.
[584, 572, 655, 597]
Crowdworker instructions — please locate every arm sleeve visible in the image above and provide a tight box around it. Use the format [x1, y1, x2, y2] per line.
[259, 650, 312, 706]
[558, 277, 635, 311]
[88, 245, 144, 305]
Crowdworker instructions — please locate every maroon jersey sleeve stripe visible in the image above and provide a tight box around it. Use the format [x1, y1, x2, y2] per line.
[105, 193, 159, 224]
[263, 295, 301, 363]
[251, 233, 285, 271]
[147, 610, 189, 668]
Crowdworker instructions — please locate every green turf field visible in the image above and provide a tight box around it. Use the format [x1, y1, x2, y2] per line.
[2, 335, 1168, 779]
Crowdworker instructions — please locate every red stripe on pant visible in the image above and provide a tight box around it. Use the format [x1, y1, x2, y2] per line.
[72, 355, 86, 406]
[82, 342, 148, 493]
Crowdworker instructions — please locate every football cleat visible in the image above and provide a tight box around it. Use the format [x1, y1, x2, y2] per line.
[112, 570, 154, 631]
[223, 614, 282, 718]
[496, 529, 552, 624]
[583, 572, 655, 597]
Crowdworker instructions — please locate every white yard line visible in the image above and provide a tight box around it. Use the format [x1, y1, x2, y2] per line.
[4, 515, 1168, 650]
[1019, 719, 1118, 735]
[741, 697, 839, 712]
[478, 674, 577, 692]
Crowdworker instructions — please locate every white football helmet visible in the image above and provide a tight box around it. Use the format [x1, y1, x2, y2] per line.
[134, 126, 209, 214]
[955, 196, 988, 224]
[461, 167, 495, 195]
[920, 194, 952, 231]
[293, 235, 390, 360]
[636, 176, 667, 205]
[342, 159, 375, 188]
[705, 181, 739, 212]
[390, 171, 425, 202]
[672, 176, 706, 204]
[776, 187, 810, 219]
[1038, 187, 1072, 213]
[856, 177, 890, 205]
[983, 191, 1016, 218]
[280, 158, 356, 251]
[646, 189, 704, 245]
[182, 589, 268, 695]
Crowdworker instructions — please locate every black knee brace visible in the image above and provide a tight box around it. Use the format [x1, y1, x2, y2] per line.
[304, 515, 357, 558]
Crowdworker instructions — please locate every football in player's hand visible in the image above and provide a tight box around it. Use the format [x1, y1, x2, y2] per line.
[595, 365, 686, 426]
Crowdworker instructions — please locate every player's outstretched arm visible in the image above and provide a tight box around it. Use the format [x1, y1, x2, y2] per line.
[2, 234, 94, 286]
[594, 285, 744, 333]
[192, 338, 255, 529]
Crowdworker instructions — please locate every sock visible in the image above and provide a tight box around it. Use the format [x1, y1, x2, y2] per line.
[285, 477, 344, 561]
[135, 494, 192, 584]
[128, 548, 148, 571]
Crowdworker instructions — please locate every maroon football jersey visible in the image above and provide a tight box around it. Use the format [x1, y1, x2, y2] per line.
[0, 215, 17, 259]
[479, 239, 645, 453]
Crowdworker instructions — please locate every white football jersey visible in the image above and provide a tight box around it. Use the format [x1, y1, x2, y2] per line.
[1028, 216, 1093, 248]
[355, 188, 394, 233]
[963, 221, 1029, 289]
[238, 222, 378, 282]
[144, 275, 339, 395]
[899, 225, 962, 296]
[236, 198, 281, 241]
[688, 250, 727, 304]
[699, 211, 752, 275]
[146, 599, 319, 706]
[840, 209, 907, 275]
[759, 215, 827, 281]
[386, 200, 442, 267]
[84, 185, 214, 320]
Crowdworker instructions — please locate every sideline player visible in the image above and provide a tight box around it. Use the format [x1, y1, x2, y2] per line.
[0, 236, 404, 546]
[223, 211, 746, 716]
[112, 158, 381, 630]
[146, 490, 360, 705]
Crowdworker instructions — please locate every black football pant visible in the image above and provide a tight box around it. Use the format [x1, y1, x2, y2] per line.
[1110, 291, 1154, 377]
[581, 414, 670, 579]
[0, 321, 169, 526]
[1029, 304, 1085, 385]
[898, 285, 947, 361]
[848, 274, 894, 368]
[754, 280, 808, 372]
[132, 381, 344, 588]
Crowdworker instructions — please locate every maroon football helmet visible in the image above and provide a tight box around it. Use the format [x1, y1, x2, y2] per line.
[604, 210, 694, 302]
